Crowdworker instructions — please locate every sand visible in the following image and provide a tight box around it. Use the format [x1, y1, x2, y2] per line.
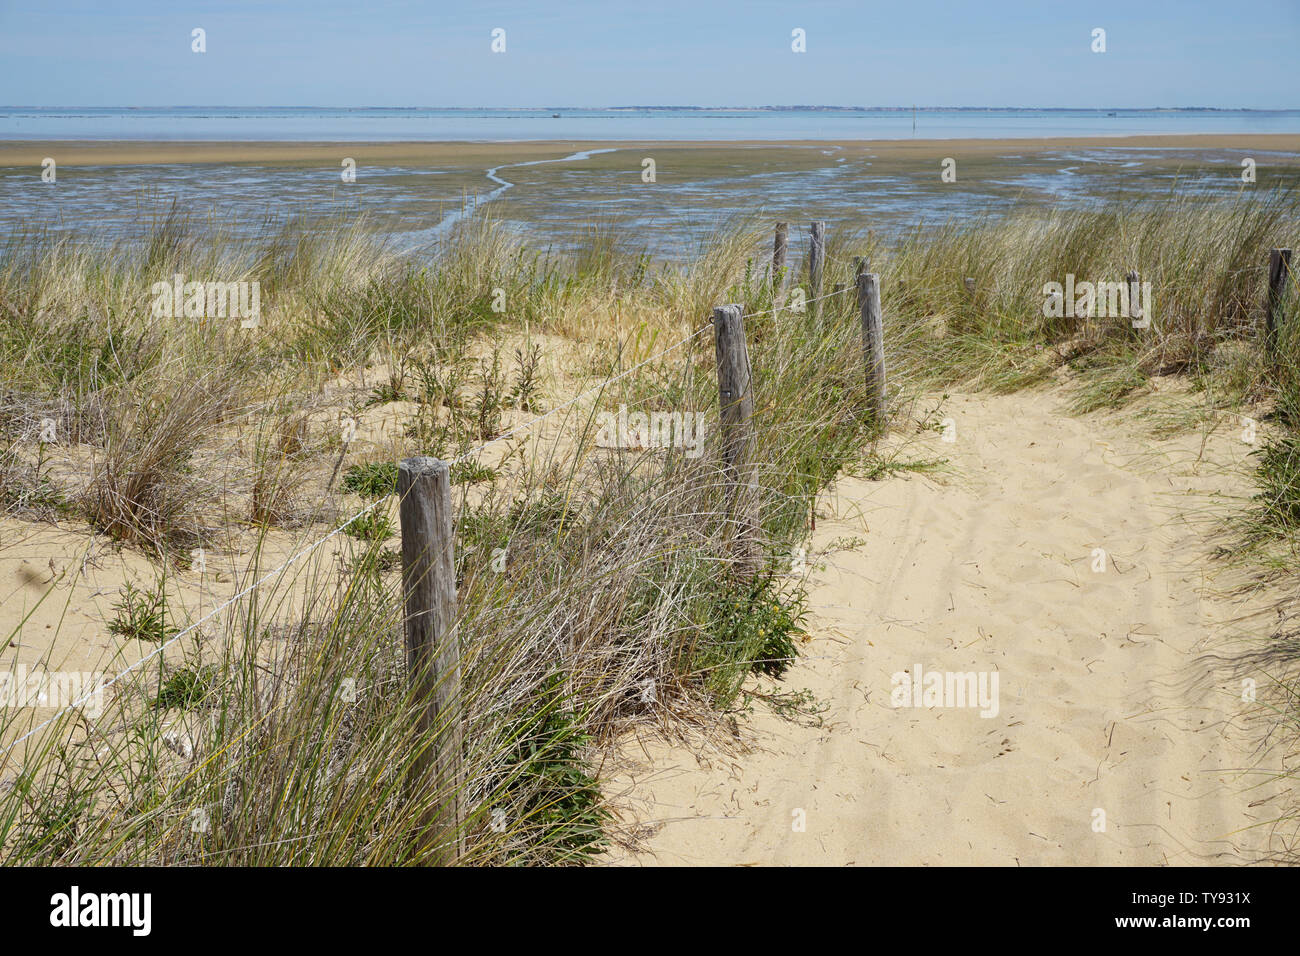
[2, 134, 1298, 168]
[3, 130, 1297, 850]
[0, 326, 661, 762]
[606, 385, 1293, 865]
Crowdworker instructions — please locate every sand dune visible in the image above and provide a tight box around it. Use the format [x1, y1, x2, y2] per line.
[608, 387, 1292, 865]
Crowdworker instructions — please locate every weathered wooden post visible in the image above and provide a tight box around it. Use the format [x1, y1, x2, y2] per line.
[809, 221, 826, 320]
[1267, 248, 1292, 352]
[713, 304, 759, 576]
[772, 222, 788, 294]
[398, 456, 463, 864]
[857, 273, 888, 433]
[1126, 270, 1144, 328]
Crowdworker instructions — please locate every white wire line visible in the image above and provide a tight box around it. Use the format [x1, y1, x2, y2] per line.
[0, 496, 385, 759]
[0, 320, 713, 760]
[451, 287, 852, 464]
[744, 285, 853, 322]
[1, 291, 853, 762]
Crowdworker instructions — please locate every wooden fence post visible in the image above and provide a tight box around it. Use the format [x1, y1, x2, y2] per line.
[857, 273, 888, 432]
[1267, 247, 1292, 352]
[1126, 270, 1145, 328]
[772, 222, 788, 294]
[713, 304, 759, 575]
[398, 456, 463, 864]
[809, 221, 826, 320]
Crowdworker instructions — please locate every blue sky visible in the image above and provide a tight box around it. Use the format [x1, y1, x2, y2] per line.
[0, 0, 1295, 108]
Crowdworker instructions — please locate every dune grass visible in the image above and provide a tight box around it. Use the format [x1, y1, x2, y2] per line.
[1, 189, 1298, 864]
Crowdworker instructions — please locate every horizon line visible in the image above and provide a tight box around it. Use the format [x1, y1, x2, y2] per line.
[2, 105, 1296, 113]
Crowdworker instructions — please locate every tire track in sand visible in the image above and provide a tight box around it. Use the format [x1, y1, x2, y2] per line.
[607, 388, 1291, 865]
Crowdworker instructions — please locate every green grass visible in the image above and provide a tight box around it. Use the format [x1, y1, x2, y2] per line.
[342, 461, 398, 499]
[1065, 350, 1150, 413]
[4, 193, 1300, 866]
[860, 453, 950, 482]
[1255, 433, 1300, 526]
[489, 673, 610, 865]
[106, 581, 177, 644]
[343, 511, 394, 543]
[153, 665, 217, 711]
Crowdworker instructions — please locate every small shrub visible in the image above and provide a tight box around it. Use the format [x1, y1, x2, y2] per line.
[451, 459, 496, 485]
[695, 575, 807, 704]
[496, 673, 610, 865]
[366, 378, 406, 407]
[107, 581, 177, 644]
[508, 344, 543, 412]
[344, 510, 394, 542]
[342, 461, 398, 499]
[152, 665, 216, 711]
[472, 350, 507, 441]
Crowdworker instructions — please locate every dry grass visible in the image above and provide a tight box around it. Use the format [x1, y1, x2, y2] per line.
[1, 191, 1299, 864]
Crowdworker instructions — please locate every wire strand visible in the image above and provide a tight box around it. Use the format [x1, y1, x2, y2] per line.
[0, 496, 384, 758]
[2, 290, 863, 762]
[451, 321, 714, 463]
[1, 320, 716, 760]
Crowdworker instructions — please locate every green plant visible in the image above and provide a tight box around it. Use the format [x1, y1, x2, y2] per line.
[343, 510, 394, 542]
[860, 453, 949, 481]
[451, 459, 497, 485]
[472, 349, 507, 441]
[1254, 432, 1300, 531]
[413, 353, 468, 409]
[81, 372, 234, 554]
[342, 461, 398, 499]
[508, 343, 543, 412]
[107, 581, 177, 644]
[495, 673, 611, 865]
[153, 665, 216, 711]
[694, 575, 807, 705]
[366, 378, 406, 406]
[0, 442, 66, 517]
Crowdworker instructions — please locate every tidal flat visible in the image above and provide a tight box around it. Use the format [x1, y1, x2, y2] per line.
[4, 135, 1299, 257]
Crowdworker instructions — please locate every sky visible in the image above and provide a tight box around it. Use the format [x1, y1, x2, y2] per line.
[0, 0, 1296, 109]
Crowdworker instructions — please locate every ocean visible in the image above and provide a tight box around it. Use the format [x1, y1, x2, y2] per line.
[3, 108, 1298, 258]
[3, 106, 1300, 142]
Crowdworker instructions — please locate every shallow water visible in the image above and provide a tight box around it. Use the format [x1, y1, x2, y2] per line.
[2, 142, 1298, 259]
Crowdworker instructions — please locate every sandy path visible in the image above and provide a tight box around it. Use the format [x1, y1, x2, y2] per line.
[608, 388, 1292, 865]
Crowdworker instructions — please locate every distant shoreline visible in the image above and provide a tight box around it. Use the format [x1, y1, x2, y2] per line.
[3, 106, 1296, 112]
[3, 134, 1299, 167]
